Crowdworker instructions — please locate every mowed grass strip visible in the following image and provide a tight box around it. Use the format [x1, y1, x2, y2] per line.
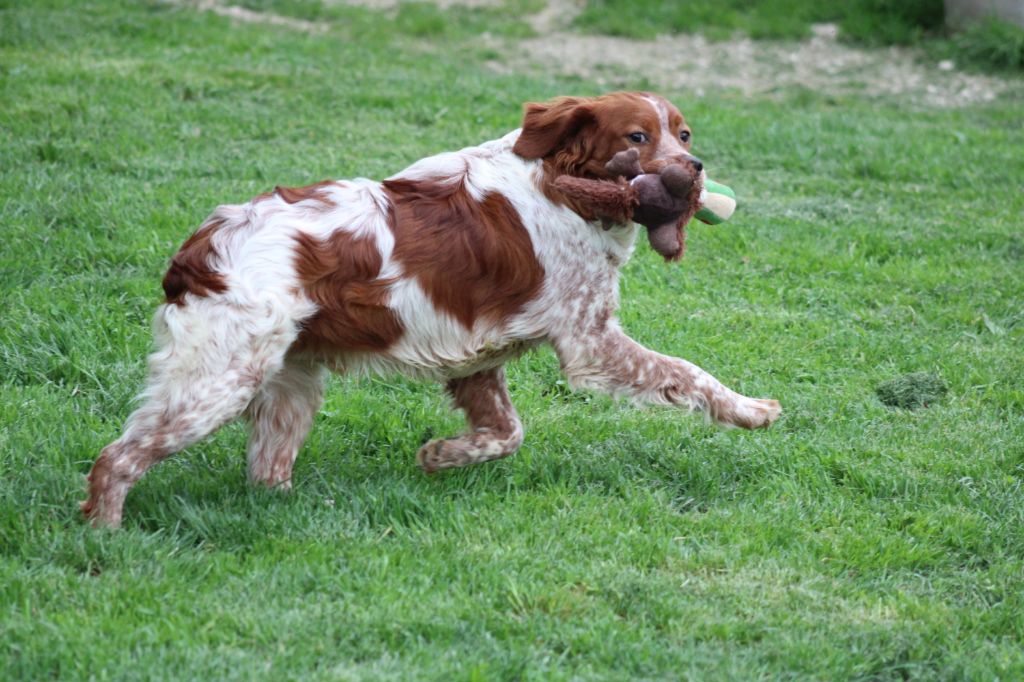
[1, 1, 1023, 679]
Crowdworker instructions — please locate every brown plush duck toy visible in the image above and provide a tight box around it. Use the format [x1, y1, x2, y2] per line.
[554, 148, 734, 261]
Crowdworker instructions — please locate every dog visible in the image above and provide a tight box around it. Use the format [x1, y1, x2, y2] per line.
[82, 91, 781, 528]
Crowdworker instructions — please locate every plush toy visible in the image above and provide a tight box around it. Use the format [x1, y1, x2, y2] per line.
[553, 148, 736, 261]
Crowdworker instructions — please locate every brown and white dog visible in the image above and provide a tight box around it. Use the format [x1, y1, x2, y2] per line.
[82, 91, 780, 528]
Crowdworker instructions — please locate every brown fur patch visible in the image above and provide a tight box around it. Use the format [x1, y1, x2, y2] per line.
[273, 180, 337, 206]
[383, 177, 545, 330]
[162, 218, 229, 305]
[291, 230, 403, 354]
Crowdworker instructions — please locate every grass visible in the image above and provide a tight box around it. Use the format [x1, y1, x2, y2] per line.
[2, 0, 1024, 679]
[950, 17, 1024, 70]
[573, 0, 945, 42]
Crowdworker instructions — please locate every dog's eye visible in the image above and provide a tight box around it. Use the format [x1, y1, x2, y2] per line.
[628, 132, 649, 144]
[679, 130, 691, 143]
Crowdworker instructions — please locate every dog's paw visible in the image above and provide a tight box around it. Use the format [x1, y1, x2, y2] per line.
[720, 396, 781, 430]
[416, 436, 489, 473]
[745, 398, 781, 429]
[80, 497, 122, 529]
[417, 431, 519, 473]
[416, 438, 452, 474]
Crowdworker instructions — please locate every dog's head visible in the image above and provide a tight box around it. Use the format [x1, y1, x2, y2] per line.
[513, 91, 702, 180]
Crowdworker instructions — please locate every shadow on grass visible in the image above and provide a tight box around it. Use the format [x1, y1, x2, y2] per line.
[104, 420, 774, 550]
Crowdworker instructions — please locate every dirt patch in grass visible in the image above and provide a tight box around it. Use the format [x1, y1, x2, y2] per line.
[525, 0, 582, 33]
[337, 0, 504, 10]
[193, 0, 329, 32]
[489, 21, 1021, 107]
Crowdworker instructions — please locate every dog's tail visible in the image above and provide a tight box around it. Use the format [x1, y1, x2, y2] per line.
[162, 216, 229, 305]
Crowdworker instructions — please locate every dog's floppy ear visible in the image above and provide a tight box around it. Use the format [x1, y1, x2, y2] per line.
[513, 96, 595, 161]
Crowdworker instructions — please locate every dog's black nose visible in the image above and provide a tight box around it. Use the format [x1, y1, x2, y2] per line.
[687, 156, 703, 173]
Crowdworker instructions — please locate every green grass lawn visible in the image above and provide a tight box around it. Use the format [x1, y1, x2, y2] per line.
[2, 1, 1023, 679]
[573, 0, 946, 43]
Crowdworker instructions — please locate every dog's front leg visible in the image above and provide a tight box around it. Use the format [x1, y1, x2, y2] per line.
[554, 322, 780, 429]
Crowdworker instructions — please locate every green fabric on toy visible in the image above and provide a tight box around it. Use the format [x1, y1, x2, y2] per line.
[552, 148, 736, 261]
[696, 178, 736, 225]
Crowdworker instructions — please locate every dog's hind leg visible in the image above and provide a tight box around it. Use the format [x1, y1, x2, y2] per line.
[81, 299, 298, 528]
[417, 366, 524, 473]
[245, 357, 325, 490]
